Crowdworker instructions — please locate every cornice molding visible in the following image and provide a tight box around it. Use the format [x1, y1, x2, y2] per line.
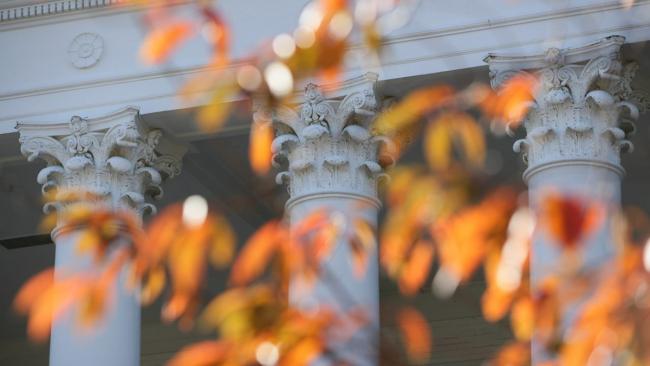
[376, 0, 650, 48]
[1, 0, 649, 133]
[1, 0, 646, 28]
[0, 0, 192, 28]
[0, 0, 122, 23]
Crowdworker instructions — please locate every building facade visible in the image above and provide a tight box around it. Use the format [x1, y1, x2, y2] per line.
[1, 1, 650, 365]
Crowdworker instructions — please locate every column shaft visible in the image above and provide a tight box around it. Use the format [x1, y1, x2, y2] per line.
[269, 75, 387, 365]
[17, 107, 183, 366]
[49, 232, 140, 366]
[487, 36, 643, 363]
[288, 195, 379, 365]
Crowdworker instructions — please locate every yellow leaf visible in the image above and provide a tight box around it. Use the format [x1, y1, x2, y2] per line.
[76, 230, 100, 255]
[200, 288, 248, 328]
[196, 84, 236, 132]
[424, 116, 452, 170]
[210, 217, 236, 269]
[455, 113, 485, 167]
[510, 297, 534, 341]
[78, 283, 109, 327]
[374, 86, 455, 135]
[425, 112, 485, 171]
[350, 219, 376, 278]
[141, 266, 166, 305]
[249, 118, 274, 175]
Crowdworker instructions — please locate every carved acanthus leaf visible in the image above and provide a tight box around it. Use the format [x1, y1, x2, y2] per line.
[486, 36, 644, 180]
[266, 80, 392, 204]
[17, 108, 184, 216]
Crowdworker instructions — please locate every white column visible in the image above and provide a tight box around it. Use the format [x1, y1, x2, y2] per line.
[486, 36, 644, 362]
[17, 107, 183, 366]
[267, 78, 390, 365]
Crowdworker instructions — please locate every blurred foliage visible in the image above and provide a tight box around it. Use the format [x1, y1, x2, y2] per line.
[13, 0, 650, 365]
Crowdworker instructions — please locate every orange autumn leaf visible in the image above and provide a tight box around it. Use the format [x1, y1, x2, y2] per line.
[488, 341, 530, 366]
[478, 73, 538, 126]
[291, 209, 330, 239]
[27, 277, 88, 342]
[481, 285, 515, 322]
[380, 174, 445, 280]
[13, 268, 54, 315]
[249, 118, 274, 175]
[168, 231, 208, 293]
[167, 340, 228, 366]
[136, 204, 183, 270]
[141, 266, 166, 305]
[498, 74, 538, 124]
[433, 188, 517, 282]
[162, 293, 193, 325]
[396, 307, 432, 362]
[533, 278, 561, 345]
[350, 218, 376, 278]
[398, 239, 434, 296]
[540, 194, 604, 249]
[290, 210, 339, 265]
[140, 21, 195, 64]
[160, 227, 212, 323]
[79, 249, 128, 326]
[280, 337, 323, 366]
[311, 222, 338, 262]
[230, 221, 283, 286]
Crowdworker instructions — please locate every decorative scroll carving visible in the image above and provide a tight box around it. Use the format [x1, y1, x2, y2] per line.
[486, 36, 644, 180]
[17, 107, 184, 217]
[266, 80, 394, 206]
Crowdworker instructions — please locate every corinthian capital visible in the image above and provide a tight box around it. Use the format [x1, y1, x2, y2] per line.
[486, 36, 647, 181]
[264, 74, 394, 208]
[16, 107, 185, 216]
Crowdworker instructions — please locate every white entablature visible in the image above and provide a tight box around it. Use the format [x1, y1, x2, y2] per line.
[2, 0, 650, 133]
